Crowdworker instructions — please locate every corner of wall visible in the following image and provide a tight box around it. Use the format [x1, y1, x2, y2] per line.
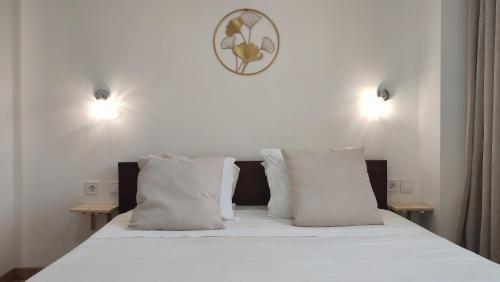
[12, 0, 22, 267]
[0, 0, 19, 274]
[437, 0, 467, 243]
[416, 0, 442, 234]
[416, 0, 467, 242]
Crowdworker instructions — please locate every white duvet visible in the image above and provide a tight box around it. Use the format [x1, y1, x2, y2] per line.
[31, 208, 500, 282]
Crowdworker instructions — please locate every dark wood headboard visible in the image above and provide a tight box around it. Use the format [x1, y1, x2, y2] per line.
[118, 160, 387, 214]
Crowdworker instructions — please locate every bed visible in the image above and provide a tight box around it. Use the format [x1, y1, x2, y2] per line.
[30, 161, 500, 281]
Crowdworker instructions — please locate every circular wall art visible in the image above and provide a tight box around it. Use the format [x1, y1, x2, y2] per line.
[213, 9, 280, 75]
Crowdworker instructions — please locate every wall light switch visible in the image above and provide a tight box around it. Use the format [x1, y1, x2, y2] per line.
[84, 181, 99, 195]
[401, 180, 414, 193]
[109, 180, 118, 195]
[388, 179, 400, 192]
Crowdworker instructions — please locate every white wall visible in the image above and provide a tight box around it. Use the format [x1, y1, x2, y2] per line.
[0, 0, 16, 274]
[417, 0, 442, 234]
[17, 0, 424, 266]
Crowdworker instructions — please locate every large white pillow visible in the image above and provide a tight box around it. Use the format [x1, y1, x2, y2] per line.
[142, 154, 239, 220]
[130, 155, 224, 230]
[260, 149, 293, 219]
[283, 148, 382, 227]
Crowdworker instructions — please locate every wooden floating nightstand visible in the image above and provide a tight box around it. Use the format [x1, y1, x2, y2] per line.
[388, 202, 433, 220]
[70, 204, 118, 230]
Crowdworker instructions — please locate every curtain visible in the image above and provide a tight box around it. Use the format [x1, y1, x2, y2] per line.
[458, 0, 500, 263]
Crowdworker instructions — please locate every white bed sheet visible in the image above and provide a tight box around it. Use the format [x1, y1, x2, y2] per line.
[94, 208, 428, 239]
[30, 208, 500, 282]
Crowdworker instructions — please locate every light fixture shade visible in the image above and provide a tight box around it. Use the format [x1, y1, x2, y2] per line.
[94, 88, 110, 100]
[376, 88, 390, 101]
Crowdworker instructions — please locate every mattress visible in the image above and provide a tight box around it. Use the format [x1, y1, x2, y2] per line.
[30, 208, 500, 282]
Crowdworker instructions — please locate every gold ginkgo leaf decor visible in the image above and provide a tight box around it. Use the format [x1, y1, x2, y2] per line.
[234, 42, 263, 66]
[225, 18, 243, 37]
[213, 9, 280, 75]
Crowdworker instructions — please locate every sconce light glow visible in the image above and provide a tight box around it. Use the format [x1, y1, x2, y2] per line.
[90, 88, 120, 120]
[90, 99, 119, 119]
[360, 88, 391, 120]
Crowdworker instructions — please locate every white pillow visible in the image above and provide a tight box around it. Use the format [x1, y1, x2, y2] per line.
[283, 148, 382, 227]
[260, 149, 293, 219]
[131, 155, 224, 230]
[219, 158, 240, 220]
[142, 154, 239, 220]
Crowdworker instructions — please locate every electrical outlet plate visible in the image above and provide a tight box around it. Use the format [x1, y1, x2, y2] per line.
[109, 180, 118, 195]
[401, 180, 414, 193]
[387, 179, 400, 192]
[84, 181, 99, 195]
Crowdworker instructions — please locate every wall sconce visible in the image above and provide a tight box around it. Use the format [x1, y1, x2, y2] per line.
[90, 87, 119, 120]
[94, 88, 110, 100]
[376, 88, 390, 101]
[361, 87, 391, 120]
